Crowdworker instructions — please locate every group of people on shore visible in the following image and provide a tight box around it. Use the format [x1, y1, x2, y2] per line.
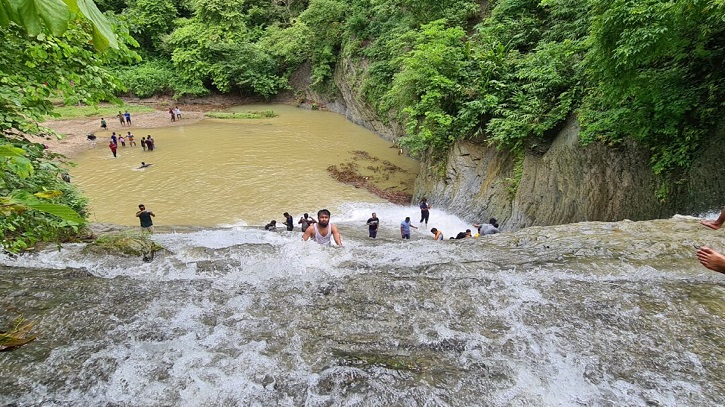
[100, 111, 132, 129]
[169, 106, 182, 122]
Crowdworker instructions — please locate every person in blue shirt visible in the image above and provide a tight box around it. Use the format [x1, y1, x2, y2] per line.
[400, 216, 417, 239]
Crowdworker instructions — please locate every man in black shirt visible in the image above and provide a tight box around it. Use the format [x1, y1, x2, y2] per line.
[136, 204, 155, 233]
[366, 212, 380, 238]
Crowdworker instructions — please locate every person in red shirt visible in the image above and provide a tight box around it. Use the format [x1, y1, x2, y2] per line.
[108, 140, 117, 157]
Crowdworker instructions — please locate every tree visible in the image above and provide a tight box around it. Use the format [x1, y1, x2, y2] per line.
[0, 1, 122, 252]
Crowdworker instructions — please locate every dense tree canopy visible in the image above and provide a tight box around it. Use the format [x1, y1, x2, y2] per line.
[106, 0, 723, 181]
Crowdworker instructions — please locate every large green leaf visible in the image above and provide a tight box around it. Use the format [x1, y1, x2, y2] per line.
[13, 0, 69, 37]
[0, 144, 26, 158]
[75, 0, 117, 51]
[23, 201, 84, 224]
[8, 190, 84, 224]
[36, 0, 69, 36]
[0, 0, 17, 27]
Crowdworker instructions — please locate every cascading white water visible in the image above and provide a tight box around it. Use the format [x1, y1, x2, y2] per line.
[1, 207, 723, 406]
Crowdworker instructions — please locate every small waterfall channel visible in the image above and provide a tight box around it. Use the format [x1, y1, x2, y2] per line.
[1, 206, 723, 406]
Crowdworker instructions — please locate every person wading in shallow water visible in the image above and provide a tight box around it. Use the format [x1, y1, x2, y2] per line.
[303, 209, 342, 246]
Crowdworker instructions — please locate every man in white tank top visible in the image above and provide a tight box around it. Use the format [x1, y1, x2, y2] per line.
[302, 209, 343, 246]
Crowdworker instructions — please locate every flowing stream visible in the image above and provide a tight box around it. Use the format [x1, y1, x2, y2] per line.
[1, 207, 724, 406]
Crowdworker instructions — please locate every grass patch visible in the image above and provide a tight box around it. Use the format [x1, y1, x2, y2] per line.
[0, 316, 36, 351]
[49, 104, 155, 120]
[205, 110, 277, 119]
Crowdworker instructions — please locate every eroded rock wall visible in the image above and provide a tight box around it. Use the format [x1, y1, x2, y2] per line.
[414, 118, 724, 229]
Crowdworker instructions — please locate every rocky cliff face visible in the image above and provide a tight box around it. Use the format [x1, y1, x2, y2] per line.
[414, 119, 724, 229]
[295, 62, 724, 229]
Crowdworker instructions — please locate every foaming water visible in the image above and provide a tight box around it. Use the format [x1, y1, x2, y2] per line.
[1, 214, 724, 406]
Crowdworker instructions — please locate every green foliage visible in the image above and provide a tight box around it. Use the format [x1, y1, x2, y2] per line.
[87, 0, 723, 182]
[205, 110, 277, 119]
[115, 59, 208, 98]
[0, 7, 133, 253]
[580, 0, 725, 175]
[0, 0, 118, 51]
[256, 23, 312, 74]
[298, 0, 349, 85]
[49, 104, 154, 120]
[1, 138, 88, 253]
[0, 22, 124, 135]
[124, 0, 178, 53]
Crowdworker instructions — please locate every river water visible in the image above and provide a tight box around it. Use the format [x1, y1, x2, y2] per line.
[1, 208, 724, 406]
[68, 104, 419, 226]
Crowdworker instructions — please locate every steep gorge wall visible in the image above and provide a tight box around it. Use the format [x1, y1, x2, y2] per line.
[414, 119, 724, 229]
[295, 60, 724, 229]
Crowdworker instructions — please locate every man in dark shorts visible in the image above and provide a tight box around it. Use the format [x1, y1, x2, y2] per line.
[366, 212, 379, 238]
[136, 204, 155, 233]
[419, 198, 430, 225]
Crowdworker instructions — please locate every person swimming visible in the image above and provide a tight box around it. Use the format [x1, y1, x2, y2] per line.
[137, 162, 153, 169]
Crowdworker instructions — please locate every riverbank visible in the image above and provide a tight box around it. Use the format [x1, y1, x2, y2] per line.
[41, 101, 238, 157]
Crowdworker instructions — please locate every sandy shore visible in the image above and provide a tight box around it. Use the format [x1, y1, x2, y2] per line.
[41, 108, 210, 158]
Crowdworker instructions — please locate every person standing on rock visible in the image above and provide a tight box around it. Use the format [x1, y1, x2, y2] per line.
[136, 204, 155, 233]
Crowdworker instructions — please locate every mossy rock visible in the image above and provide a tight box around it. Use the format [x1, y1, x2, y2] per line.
[83, 230, 165, 257]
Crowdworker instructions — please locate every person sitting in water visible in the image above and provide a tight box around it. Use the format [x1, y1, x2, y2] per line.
[474, 218, 500, 235]
[701, 207, 725, 230]
[696, 246, 725, 274]
[264, 220, 277, 231]
[430, 228, 443, 241]
[454, 229, 472, 239]
[137, 162, 152, 169]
